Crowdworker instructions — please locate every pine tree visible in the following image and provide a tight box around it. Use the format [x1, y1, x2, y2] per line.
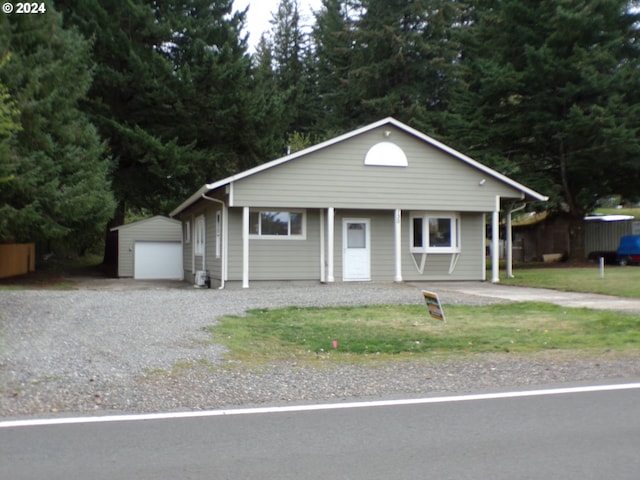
[0, 9, 115, 250]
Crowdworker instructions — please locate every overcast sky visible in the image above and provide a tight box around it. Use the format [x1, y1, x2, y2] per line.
[234, 0, 323, 51]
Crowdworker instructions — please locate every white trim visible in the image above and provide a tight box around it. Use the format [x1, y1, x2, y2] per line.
[190, 215, 195, 275]
[448, 253, 461, 274]
[242, 207, 249, 288]
[410, 212, 461, 254]
[342, 218, 371, 282]
[169, 118, 548, 218]
[327, 208, 335, 283]
[248, 209, 307, 240]
[394, 209, 403, 282]
[320, 209, 326, 283]
[491, 197, 500, 283]
[482, 214, 487, 281]
[411, 252, 428, 274]
[223, 205, 229, 283]
[228, 182, 234, 207]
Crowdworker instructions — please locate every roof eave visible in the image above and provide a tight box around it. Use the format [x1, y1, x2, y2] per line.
[171, 117, 548, 215]
[169, 185, 210, 217]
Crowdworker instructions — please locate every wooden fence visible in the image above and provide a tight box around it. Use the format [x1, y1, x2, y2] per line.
[0, 243, 36, 279]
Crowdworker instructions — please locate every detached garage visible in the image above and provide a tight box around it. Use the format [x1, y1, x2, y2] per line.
[111, 216, 183, 280]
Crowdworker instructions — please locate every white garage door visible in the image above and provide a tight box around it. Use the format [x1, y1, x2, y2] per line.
[134, 242, 183, 280]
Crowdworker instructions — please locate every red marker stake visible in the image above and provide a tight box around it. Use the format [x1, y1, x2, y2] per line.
[332, 340, 338, 349]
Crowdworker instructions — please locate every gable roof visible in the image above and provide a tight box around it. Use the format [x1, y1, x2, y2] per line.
[110, 215, 181, 232]
[170, 117, 547, 217]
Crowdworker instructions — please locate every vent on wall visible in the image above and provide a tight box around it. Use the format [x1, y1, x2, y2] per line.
[364, 142, 408, 167]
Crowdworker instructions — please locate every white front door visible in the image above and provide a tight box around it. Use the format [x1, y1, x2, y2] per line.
[343, 218, 371, 281]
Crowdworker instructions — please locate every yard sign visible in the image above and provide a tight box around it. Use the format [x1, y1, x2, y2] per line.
[422, 290, 445, 322]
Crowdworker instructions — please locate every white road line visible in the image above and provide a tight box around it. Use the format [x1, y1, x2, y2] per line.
[2, 382, 639, 429]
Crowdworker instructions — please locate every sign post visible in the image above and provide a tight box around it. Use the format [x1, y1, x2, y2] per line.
[422, 290, 445, 323]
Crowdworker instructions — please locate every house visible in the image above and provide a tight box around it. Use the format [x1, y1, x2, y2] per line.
[110, 216, 183, 280]
[170, 118, 547, 288]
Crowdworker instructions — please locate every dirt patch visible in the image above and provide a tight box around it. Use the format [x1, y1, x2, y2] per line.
[0, 264, 190, 291]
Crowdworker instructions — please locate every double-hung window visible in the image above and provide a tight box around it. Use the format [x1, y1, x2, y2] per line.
[249, 210, 305, 239]
[410, 213, 460, 253]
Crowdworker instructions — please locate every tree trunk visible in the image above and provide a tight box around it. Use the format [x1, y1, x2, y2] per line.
[566, 213, 586, 261]
[102, 201, 125, 277]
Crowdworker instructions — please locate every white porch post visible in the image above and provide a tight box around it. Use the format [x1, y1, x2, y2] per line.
[242, 206, 250, 288]
[327, 207, 335, 283]
[320, 209, 326, 283]
[505, 203, 514, 279]
[394, 209, 403, 282]
[491, 196, 500, 283]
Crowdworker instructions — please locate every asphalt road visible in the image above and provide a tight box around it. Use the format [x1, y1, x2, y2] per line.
[2, 383, 639, 480]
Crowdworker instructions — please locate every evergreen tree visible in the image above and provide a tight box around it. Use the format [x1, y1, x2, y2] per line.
[0, 54, 20, 186]
[56, 0, 190, 216]
[155, 0, 281, 172]
[253, 34, 290, 156]
[266, 0, 317, 137]
[313, 0, 359, 132]
[312, 0, 462, 133]
[450, 0, 640, 258]
[0, 9, 115, 251]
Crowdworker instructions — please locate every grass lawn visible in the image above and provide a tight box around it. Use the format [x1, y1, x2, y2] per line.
[501, 265, 640, 298]
[209, 302, 640, 364]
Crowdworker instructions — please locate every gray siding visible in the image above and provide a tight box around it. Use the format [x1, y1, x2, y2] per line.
[232, 126, 523, 211]
[176, 200, 225, 284]
[334, 211, 484, 281]
[115, 217, 182, 277]
[182, 220, 193, 278]
[227, 209, 322, 281]
[204, 207, 222, 280]
[226, 207, 486, 282]
[401, 213, 485, 281]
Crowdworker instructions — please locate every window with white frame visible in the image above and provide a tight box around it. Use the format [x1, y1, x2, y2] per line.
[249, 210, 305, 238]
[410, 213, 460, 253]
[194, 215, 205, 255]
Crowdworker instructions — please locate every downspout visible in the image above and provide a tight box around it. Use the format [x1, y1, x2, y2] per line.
[202, 193, 226, 289]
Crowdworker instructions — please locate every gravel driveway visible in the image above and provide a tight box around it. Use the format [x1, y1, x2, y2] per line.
[1, 281, 639, 418]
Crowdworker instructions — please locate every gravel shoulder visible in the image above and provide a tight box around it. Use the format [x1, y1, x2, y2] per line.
[1, 280, 639, 419]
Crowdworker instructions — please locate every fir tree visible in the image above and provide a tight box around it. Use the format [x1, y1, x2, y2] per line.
[450, 0, 640, 258]
[0, 9, 115, 251]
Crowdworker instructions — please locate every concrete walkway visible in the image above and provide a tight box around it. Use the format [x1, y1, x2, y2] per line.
[417, 281, 640, 314]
